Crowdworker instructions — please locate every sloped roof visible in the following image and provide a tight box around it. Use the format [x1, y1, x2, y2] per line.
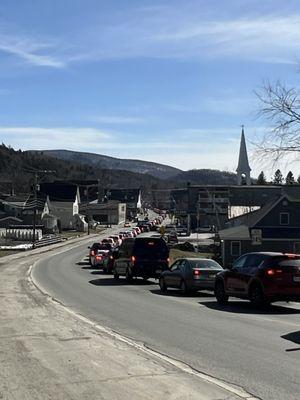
[219, 225, 250, 240]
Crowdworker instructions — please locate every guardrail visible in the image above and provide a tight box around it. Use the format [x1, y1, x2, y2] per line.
[34, 235, 64, 248]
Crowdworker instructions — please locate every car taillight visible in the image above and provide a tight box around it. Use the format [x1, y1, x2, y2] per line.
[131, 256, 136, 263]
[167, 257, 170, 263]
[193, 269, 201, 276]
[266, 268, 283, 276]
[91, 250, 95, 256]
[110, 256, 113, 260]
[96, 255, 102, 260]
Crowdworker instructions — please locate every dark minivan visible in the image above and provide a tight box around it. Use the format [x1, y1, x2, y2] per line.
[113, 237, 169, 281]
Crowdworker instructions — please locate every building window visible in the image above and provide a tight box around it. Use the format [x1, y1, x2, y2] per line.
[294, 242, 300, 253]
[231, 241, 241, 257]
[280, 212, 289, 225]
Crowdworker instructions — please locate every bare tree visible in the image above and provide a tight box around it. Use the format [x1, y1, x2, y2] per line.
[256, 80, 300, 162]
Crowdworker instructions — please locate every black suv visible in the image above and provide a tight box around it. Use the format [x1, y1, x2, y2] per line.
[214, 252, 300, 306]
[113, 237, 169, 281]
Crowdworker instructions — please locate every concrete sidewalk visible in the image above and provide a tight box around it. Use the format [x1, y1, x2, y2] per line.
[0, 238, 252, 400]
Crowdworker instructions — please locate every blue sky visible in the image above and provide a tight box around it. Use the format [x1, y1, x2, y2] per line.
[0, 0, 299, 178]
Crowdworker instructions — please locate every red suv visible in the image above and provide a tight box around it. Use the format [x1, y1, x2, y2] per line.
[214, 252, 300, 306]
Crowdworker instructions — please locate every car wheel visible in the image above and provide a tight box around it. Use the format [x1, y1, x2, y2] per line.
[249, 284, 267, 307]
[159, 277, 167, 293]
[180, 280, 188, 295]
[113, 270, 119, 280]
[214, 280, 229, 305]
[125, 269, 133, 283]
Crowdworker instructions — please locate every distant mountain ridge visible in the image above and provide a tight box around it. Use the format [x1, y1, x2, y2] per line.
[28, 149, 182, 180]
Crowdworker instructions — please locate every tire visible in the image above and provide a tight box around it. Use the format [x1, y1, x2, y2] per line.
[159, 277, 167, 293]
[125, 268, 133, 283]
[249, 284, 267, 307]
[113, 270, 119, 280]
[180, 280, 188, 295]
[214, 280, 229, 305]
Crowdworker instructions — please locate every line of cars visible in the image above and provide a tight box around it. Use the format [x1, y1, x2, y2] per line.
[87, 221, 300, 307]
[88, 216, 164, 273]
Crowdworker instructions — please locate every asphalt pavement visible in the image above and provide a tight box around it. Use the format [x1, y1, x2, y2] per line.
[32, 237, 300, 400]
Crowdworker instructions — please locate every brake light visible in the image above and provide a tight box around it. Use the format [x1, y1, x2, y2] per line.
[131, 256, 136, 263]
[96, 255, 102, 260]
[91, 250, 95, 256]
[193, 269, 201, 276]
[110, 256, 113, 260]
[266, 268, 283, 276]
[167, 257, 170, 263]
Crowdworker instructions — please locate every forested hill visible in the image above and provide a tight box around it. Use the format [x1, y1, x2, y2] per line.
[0, 144, 168, 194]
[0, 144, 238, 195]
[28, 149, 181, 180]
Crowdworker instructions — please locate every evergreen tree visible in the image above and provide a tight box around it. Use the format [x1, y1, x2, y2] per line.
[257, 171, 267, 185]
[273, 169, 283, 185]
[285, 171, 295, 185]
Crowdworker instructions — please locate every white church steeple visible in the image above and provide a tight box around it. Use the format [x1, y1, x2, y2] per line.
[236, 126, 251, 185]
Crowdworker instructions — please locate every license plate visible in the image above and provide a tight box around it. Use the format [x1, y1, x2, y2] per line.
[156, 269, 162, 274]
[293, 276, 300, 282]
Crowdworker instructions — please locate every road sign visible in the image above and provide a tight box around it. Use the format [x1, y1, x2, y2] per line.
[251, 228, 262, 245]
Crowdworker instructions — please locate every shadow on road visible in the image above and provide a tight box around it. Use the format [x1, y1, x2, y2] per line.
[89, 277, 153, 286]
[76, 261, 90, 266]
[200, 301, 300, 315]
[281, 331, 300, 352]
[150, 289, 215, 298]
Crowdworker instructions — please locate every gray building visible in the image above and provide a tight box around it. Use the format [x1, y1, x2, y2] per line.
[219, 194, 300, 265]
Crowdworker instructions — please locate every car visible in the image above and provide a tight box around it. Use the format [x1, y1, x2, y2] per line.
[214, 252, 300, 306]
[88, 242, 108, 264]
[109, 235, 122, 246]
[101, 238, 115, 247]
[167, 231, 178, 244]
[159, 258, 223, 294]
[113, 237, 170, 281]
[91, 249, 111, 268]
[119, 230, 134, 238]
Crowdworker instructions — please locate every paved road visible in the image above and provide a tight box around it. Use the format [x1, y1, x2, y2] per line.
[33, 239, 300, 400]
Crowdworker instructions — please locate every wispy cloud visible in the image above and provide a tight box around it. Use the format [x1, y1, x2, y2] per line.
[0, 126, 112, 150]
[68, 9, 300, 65]
[87, 115, 146, 124]
[0, 33, 65, 68]
[2, 7, 300, 68]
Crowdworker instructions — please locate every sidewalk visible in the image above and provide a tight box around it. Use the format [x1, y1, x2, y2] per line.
[0, 238, 251, 400]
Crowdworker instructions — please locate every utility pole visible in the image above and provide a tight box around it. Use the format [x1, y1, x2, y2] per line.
[32, 172, 38, 248]
[87, 187, 90, 235]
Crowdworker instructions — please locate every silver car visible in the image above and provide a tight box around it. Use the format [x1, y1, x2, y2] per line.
[159, 258, 223, 295]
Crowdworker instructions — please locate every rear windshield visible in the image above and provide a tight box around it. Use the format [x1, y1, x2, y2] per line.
[276, 256, 300, 267]
[264, 255, 300, 267]
[133, 238, 169, 258]
[189, 259, 223, 269]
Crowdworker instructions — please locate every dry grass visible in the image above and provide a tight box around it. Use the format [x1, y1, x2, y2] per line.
[169, 249, 213, 264]
[0, 250, 20, 258]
